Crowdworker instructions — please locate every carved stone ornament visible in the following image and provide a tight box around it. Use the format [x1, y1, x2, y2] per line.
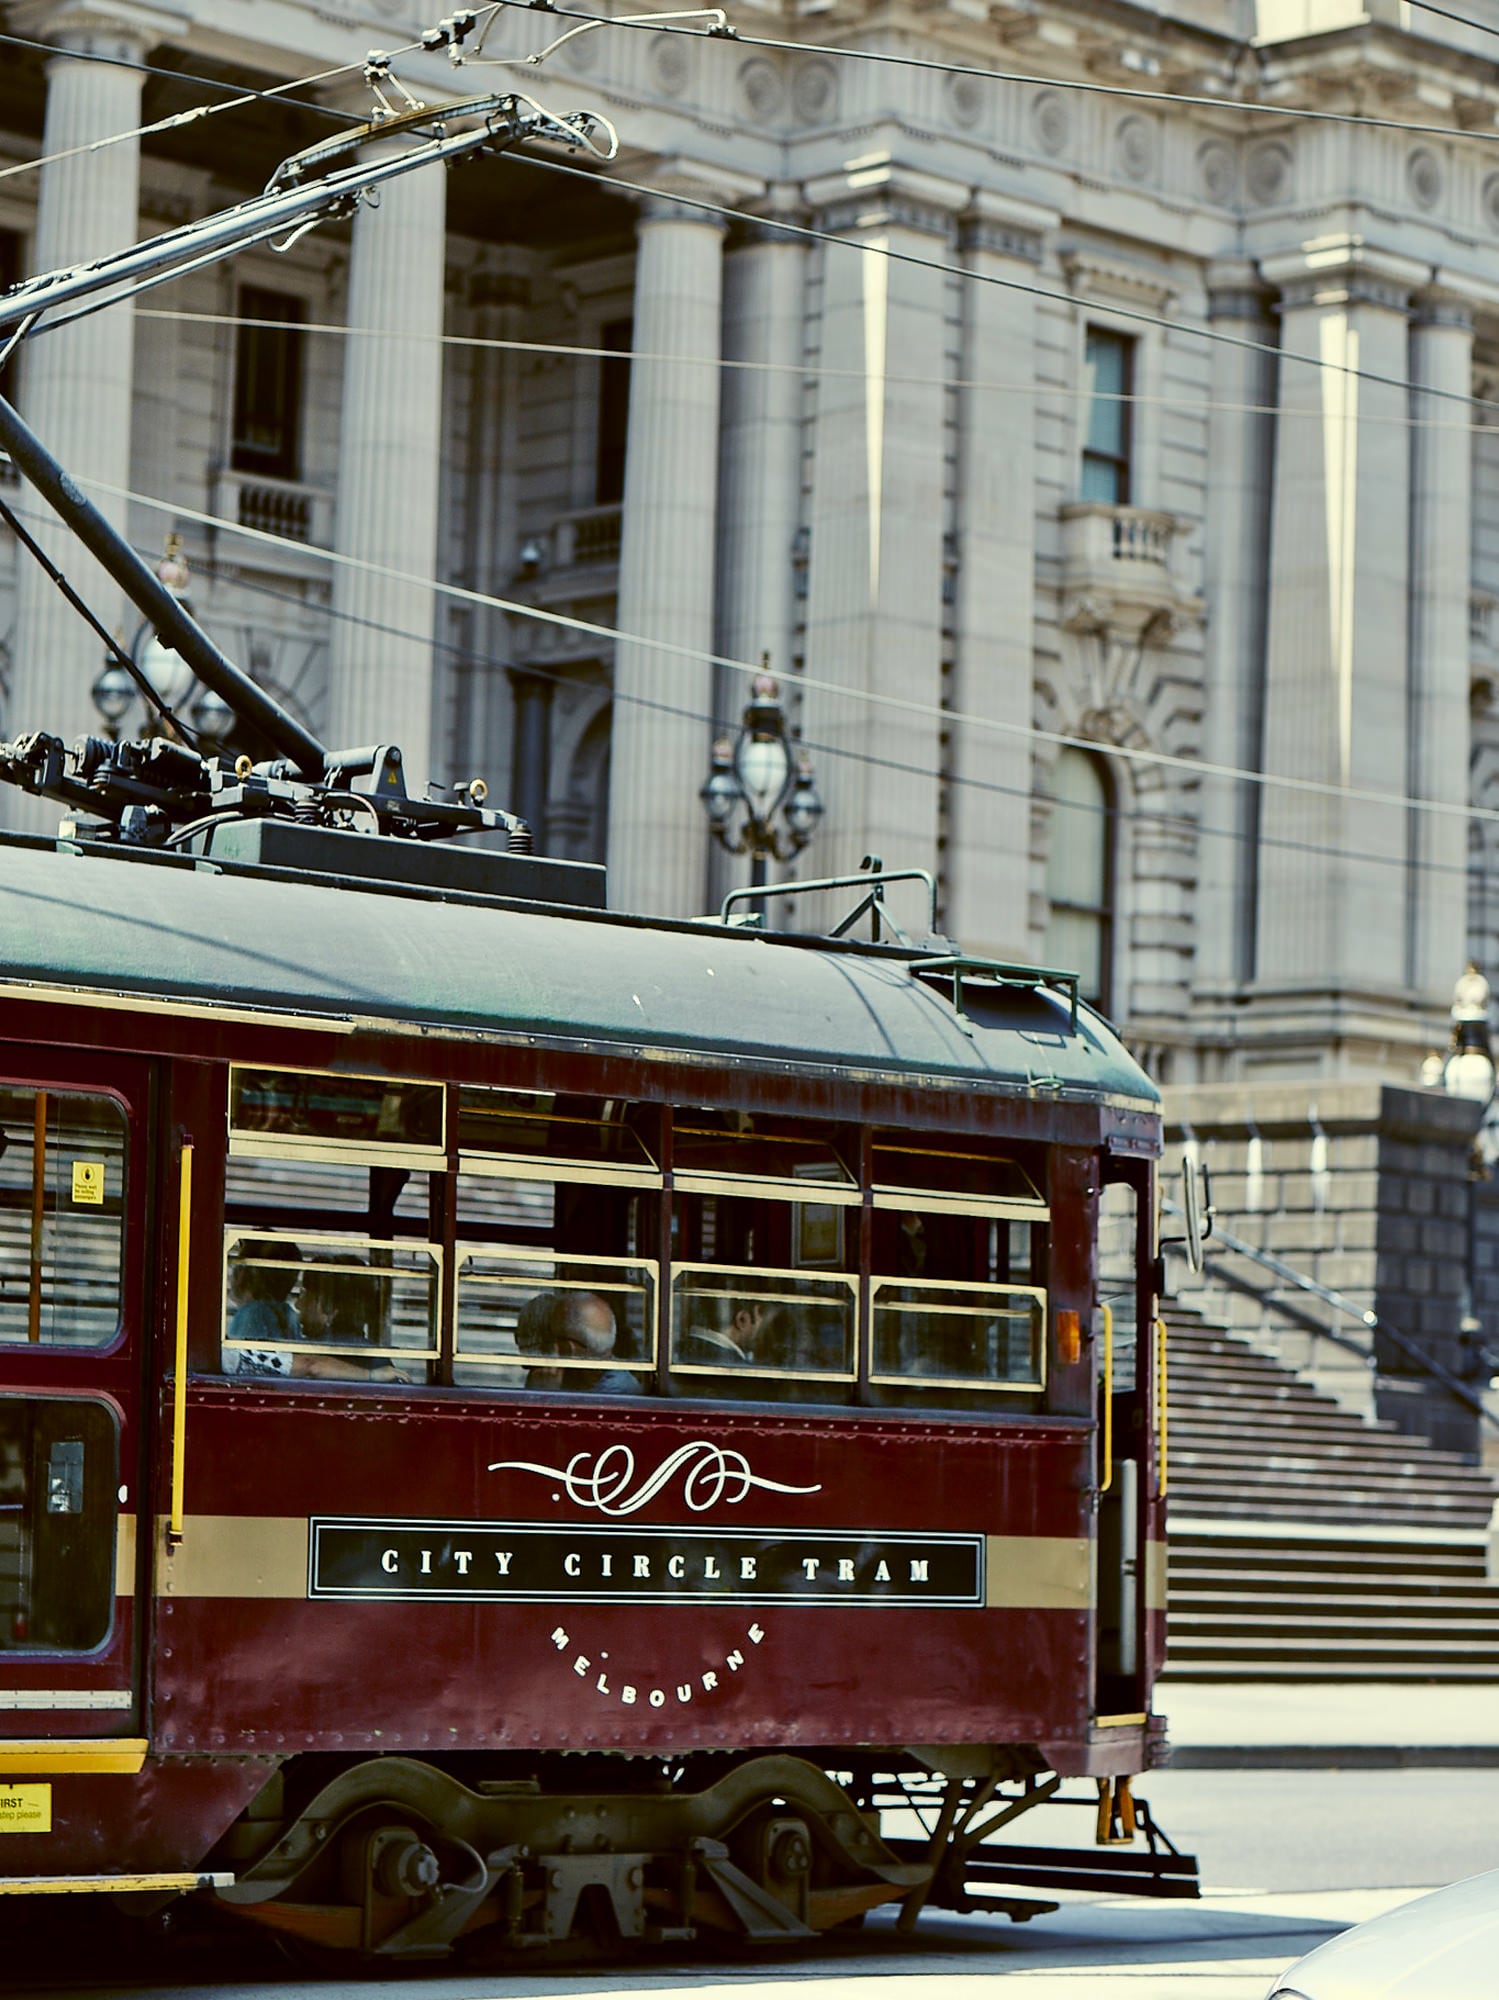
[1407, 147, 1442, 213]
[945, 71, 985, 132]
[1245, 139, 1293, 206]
[1196, 140, 1236, 206]
[651, 35, 693, 97]
[1114, 115, 1155, 185]
[560, 21, 599, 69]
[738, 57, 784, 122]
[792, 59, 838, 124]
[1031, 89, 1071, 157]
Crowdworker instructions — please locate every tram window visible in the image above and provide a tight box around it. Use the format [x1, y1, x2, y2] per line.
[225, 1155, 430, 1235]
[455, 1171, 655, 1392]
[1098, 1180, 1138, 1393]
[669, 1192, 856, 1391]
[229, 1069, 445, 1167]
[0, 1088, 126, 1349]
[222, 1233, 438, 1383]
[0, 1396, 117, 1653]
[869, 1209, 1045, 1393]
[871, 1133, 1045, 1216]
[458, 1089, 659, 1180]
[672, 1110, 857, 1199]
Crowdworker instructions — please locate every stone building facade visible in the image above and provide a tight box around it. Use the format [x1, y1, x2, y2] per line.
[6, 0, 1499, 1439]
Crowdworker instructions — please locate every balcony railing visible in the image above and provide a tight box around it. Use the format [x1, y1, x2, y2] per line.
[1060, 501, 1178, 570]
[551, 503, 623, 569]
[211, 469, 332, 560]
[1057, 501, 1198, 636]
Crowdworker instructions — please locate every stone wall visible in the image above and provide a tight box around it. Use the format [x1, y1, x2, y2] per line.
[1162, 1080, 1484, 1457]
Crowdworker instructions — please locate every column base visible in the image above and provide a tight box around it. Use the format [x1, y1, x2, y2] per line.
[1178, 982, 1449, 1084]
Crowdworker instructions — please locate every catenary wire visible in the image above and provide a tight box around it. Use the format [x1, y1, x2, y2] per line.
[60, 510, 1493, 897]
[65, 466, 1499, 839]
[0, 46, 398, 191]
[131, 306, 1499, 442]
[473, 0, 1499, 153]
[520, 150, 1499, 421]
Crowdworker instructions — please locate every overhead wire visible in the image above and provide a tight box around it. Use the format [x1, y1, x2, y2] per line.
[519, 150, 1499, 421]
[22, 495, 1484, 896]
[471, 0, 1499, 151]
[63, 466, 1499, 839]
[131, 305, 1499, 443]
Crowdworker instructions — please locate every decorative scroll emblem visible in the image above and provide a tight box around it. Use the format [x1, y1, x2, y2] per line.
[487, 1440, 822, 1516]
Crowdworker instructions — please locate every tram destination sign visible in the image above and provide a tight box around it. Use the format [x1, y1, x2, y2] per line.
[308, 1519, 984, 1607]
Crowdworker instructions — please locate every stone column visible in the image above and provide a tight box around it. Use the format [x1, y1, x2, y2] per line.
[1408, 286, 1475, 1003]
[799, 162, 966, 897]
[453, 260, 531, 804]
[1194, 262, 1277, 996]
[4, 4, 162, 829]
[712, 200, 807, 903]
[327, 140, 447, 789]
[1252, 243, 1425, 1053]
[607, 175, 736, 918]
[945, 194, 1057, 960]
[507, 667, 552, 838]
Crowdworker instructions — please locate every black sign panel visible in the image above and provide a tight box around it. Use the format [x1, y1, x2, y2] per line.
[308, 1518, 984, 1608]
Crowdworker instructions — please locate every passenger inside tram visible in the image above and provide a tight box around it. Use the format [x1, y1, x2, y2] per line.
[514, 1289, 643, 1394]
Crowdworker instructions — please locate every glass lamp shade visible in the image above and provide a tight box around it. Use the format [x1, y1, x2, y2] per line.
[783, 759, 824, 843]
[699, 746, 741, 828]
[136, 629, 195, 707]
[1445, 1044, 1497, 1105]
[90, 660, 136, 726]
[733, 730, 790, 819]
[192, 685, 235, 743]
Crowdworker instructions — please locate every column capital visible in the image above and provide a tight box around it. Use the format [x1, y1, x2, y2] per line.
[10, 0, 180, 59]
[959, 190, 1058, 265]
[628, 155, 762, 230]
[1205, 257, 1274, 323]
[1412, 286, 1476, 333]
[1262, 238, 1428, 315]
[804, 155, 968, 240]
[730, 184, 810, 249]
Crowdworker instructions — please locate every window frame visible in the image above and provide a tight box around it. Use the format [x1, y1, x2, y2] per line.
[1044, 747, 1117, 1018]
[230, 283, 306, 482]
[1081, 324, 1135, 506]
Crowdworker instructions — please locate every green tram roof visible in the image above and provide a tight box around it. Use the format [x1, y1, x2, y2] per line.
[0, 837, 1159, 1119]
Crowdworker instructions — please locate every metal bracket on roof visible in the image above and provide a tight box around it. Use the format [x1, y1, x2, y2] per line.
[916, 954, 1081, 1036]
[719, 854, 940, 946]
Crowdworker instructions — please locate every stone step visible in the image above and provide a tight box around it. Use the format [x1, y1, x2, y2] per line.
[1158, 1659, 1499, 1682]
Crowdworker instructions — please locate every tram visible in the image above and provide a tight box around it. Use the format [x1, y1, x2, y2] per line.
[0, 69, 1195, 1961]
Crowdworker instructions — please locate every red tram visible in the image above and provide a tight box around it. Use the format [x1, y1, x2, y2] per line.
[0, 832, 1192, 1957]
[0, 79, 1194, 1959]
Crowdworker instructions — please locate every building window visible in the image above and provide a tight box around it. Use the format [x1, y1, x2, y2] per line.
[1081, 327, 1134, 505]
[1045, 747, 1116, 1015]
[231, 286, 304, 481]
[594, 317, 631, 507]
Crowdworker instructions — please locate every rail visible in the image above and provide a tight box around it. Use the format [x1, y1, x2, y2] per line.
[1168, 1207, 1499, 1440]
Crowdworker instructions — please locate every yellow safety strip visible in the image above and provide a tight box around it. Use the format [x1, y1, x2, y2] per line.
[0, 1870, 232, 1895]
[1156, 1315, 1169, 1496]
[0, 1740, 147, 1774]
[1145, 1539, 1168, 1612]
[1094, 1711, 1148, 1729]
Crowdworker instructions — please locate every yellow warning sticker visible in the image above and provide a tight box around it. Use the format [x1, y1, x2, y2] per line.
[0, 1785, 51, 1832]
[70, 1160, 105, 1206]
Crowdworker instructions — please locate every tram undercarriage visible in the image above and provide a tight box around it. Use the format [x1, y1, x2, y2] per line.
[205, 1751, 1197, 1961]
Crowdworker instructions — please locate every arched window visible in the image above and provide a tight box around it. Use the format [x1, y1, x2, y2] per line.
[1044, 748, 1116, 1015]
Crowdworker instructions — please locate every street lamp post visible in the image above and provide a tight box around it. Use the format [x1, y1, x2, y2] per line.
[699, 665, 823, 892]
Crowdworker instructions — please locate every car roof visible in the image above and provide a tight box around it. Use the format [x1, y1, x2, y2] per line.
[1271, 1869, 1499, 2000]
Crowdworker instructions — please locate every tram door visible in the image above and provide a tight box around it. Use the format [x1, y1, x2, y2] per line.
[0, 1049, 151, 1752]
[1096, 1165, 1150, 1713]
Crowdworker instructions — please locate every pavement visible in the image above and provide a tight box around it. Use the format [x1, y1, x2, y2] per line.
[1159, 1678, 1499, 1766]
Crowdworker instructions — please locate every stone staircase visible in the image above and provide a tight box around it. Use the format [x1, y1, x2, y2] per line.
[1162, 1303, 1499, 1681]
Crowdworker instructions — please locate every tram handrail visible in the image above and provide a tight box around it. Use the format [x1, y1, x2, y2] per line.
[1100, 1304, 1113, 1494]
[1155, 1317, 1168, 1497]
[1167, 1208, 1499, 1440]
[169, 1143, 193, 1547]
